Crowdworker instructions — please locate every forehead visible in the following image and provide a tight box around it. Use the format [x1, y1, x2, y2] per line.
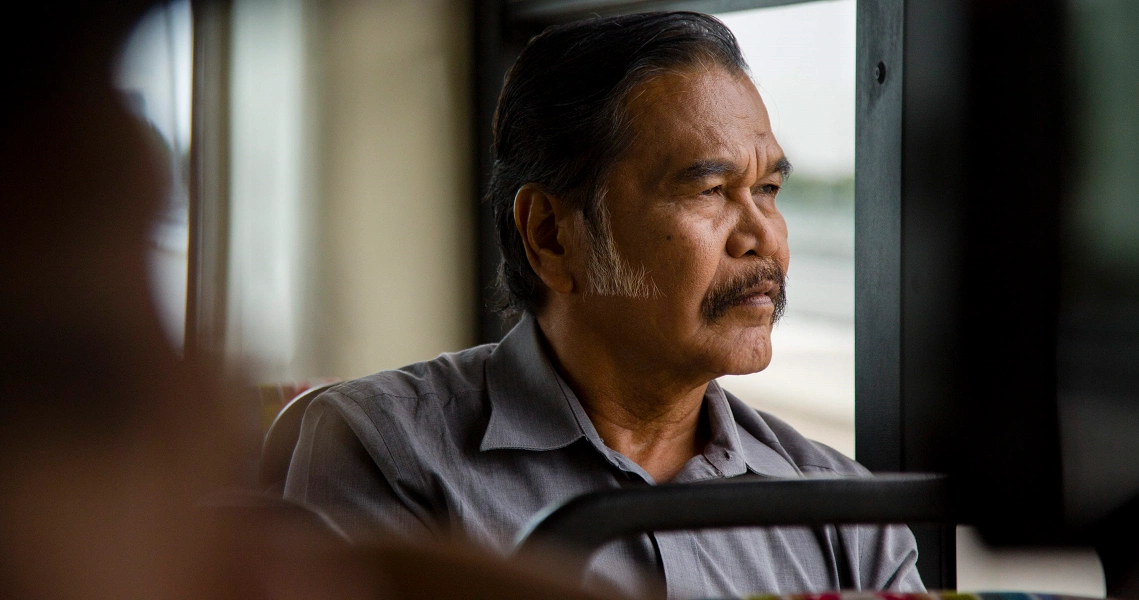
[619, 66, 778, 182]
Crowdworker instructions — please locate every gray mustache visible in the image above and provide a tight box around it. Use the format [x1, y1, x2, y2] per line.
[700, 260, 787, 324]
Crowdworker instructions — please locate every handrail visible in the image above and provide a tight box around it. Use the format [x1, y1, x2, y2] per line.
[513, 473, 952, 571]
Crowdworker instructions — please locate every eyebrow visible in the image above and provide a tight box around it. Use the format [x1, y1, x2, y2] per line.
[670, 155, 793, 185]
[772, 156, 793, 179]
[670, 159, 743, 185]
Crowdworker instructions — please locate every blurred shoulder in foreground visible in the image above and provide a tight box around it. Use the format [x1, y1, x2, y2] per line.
[0, 3, 626, 599]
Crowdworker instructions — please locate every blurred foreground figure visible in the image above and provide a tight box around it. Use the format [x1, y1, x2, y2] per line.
[0, 4, 617, 599]
[0, 3, 242, 597]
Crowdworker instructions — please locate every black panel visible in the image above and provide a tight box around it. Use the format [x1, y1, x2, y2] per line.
[955, 0, 1066, 543]
[898, 0, 966, 481]
[857, 0, 962, 587]
[854, 0, 904, 475]
[859, 0, 1070, 584]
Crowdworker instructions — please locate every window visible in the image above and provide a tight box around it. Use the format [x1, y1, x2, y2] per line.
[715, 0, 857, 458]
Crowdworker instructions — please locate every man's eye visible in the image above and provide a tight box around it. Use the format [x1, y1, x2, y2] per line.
[754, 184, 780, 196]
[699, 185, 723, 197]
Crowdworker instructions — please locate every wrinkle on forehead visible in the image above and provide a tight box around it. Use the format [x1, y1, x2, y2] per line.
[617, 66, 780, 189]
[630, 66, 766, 119]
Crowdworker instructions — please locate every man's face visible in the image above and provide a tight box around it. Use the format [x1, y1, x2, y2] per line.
[568, 66, 790, 382]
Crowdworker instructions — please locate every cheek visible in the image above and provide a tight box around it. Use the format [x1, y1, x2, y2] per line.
[775, 216, 791, 264]
[758, 210, 791, 274]
[609, 199, 730, 301]
[643, 220, 725, 300]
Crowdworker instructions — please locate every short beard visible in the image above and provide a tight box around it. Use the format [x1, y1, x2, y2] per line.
[581, 197, 661, 299]
[700, 259, 787, 325]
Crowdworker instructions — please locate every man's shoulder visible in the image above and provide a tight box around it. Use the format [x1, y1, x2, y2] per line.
[300, 343, 501, 475]
[723, 389, 869, 478]
[314, 343, 498, 438]
[332, 343, 497, 403]
[759, 409, 869, 476]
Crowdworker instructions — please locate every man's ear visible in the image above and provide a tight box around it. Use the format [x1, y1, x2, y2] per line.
[514, 184, 576, 295]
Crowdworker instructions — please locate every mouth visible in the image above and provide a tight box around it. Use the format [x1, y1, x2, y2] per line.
[701, 261, 787, 325]
[726, 281, 779, 310]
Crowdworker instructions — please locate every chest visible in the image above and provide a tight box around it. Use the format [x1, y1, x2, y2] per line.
[421, 442, 845, 598]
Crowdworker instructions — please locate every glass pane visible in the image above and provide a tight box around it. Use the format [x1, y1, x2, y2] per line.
[715, 0, 856, 457]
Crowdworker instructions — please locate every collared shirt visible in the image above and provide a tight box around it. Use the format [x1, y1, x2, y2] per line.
[284, 315, 924, 598]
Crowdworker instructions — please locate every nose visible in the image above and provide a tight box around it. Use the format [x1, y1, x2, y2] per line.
[724, 192, 783, 259]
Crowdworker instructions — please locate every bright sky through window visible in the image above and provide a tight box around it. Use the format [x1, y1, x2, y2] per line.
[715, 0, 857, 458]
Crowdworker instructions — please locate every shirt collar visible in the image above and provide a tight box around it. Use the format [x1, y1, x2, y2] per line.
[481, 314, 588, 452]
[693, 380, 751, 479]
[479, 314, 775, 481]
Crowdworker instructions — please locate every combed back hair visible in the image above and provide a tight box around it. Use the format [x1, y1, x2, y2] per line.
[487, 11, 749, 317]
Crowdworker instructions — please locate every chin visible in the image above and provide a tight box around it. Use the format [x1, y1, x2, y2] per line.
[709, 333, 773, 376]
[720, 352, 772, 376]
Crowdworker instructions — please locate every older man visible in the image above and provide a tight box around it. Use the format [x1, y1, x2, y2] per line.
[285, 11, 922, 598]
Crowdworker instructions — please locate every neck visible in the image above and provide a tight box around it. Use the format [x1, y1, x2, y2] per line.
[536, 312, 711, 483]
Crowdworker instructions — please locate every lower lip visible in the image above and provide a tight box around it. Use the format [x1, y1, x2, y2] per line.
[735, 293, 774, 309]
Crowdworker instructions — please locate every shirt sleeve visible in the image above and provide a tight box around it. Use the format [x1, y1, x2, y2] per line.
[283, 393, 435, 544]
[849, 522, 926, 592]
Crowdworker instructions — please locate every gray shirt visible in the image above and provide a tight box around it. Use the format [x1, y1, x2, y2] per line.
[284, 315, 924, 598]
